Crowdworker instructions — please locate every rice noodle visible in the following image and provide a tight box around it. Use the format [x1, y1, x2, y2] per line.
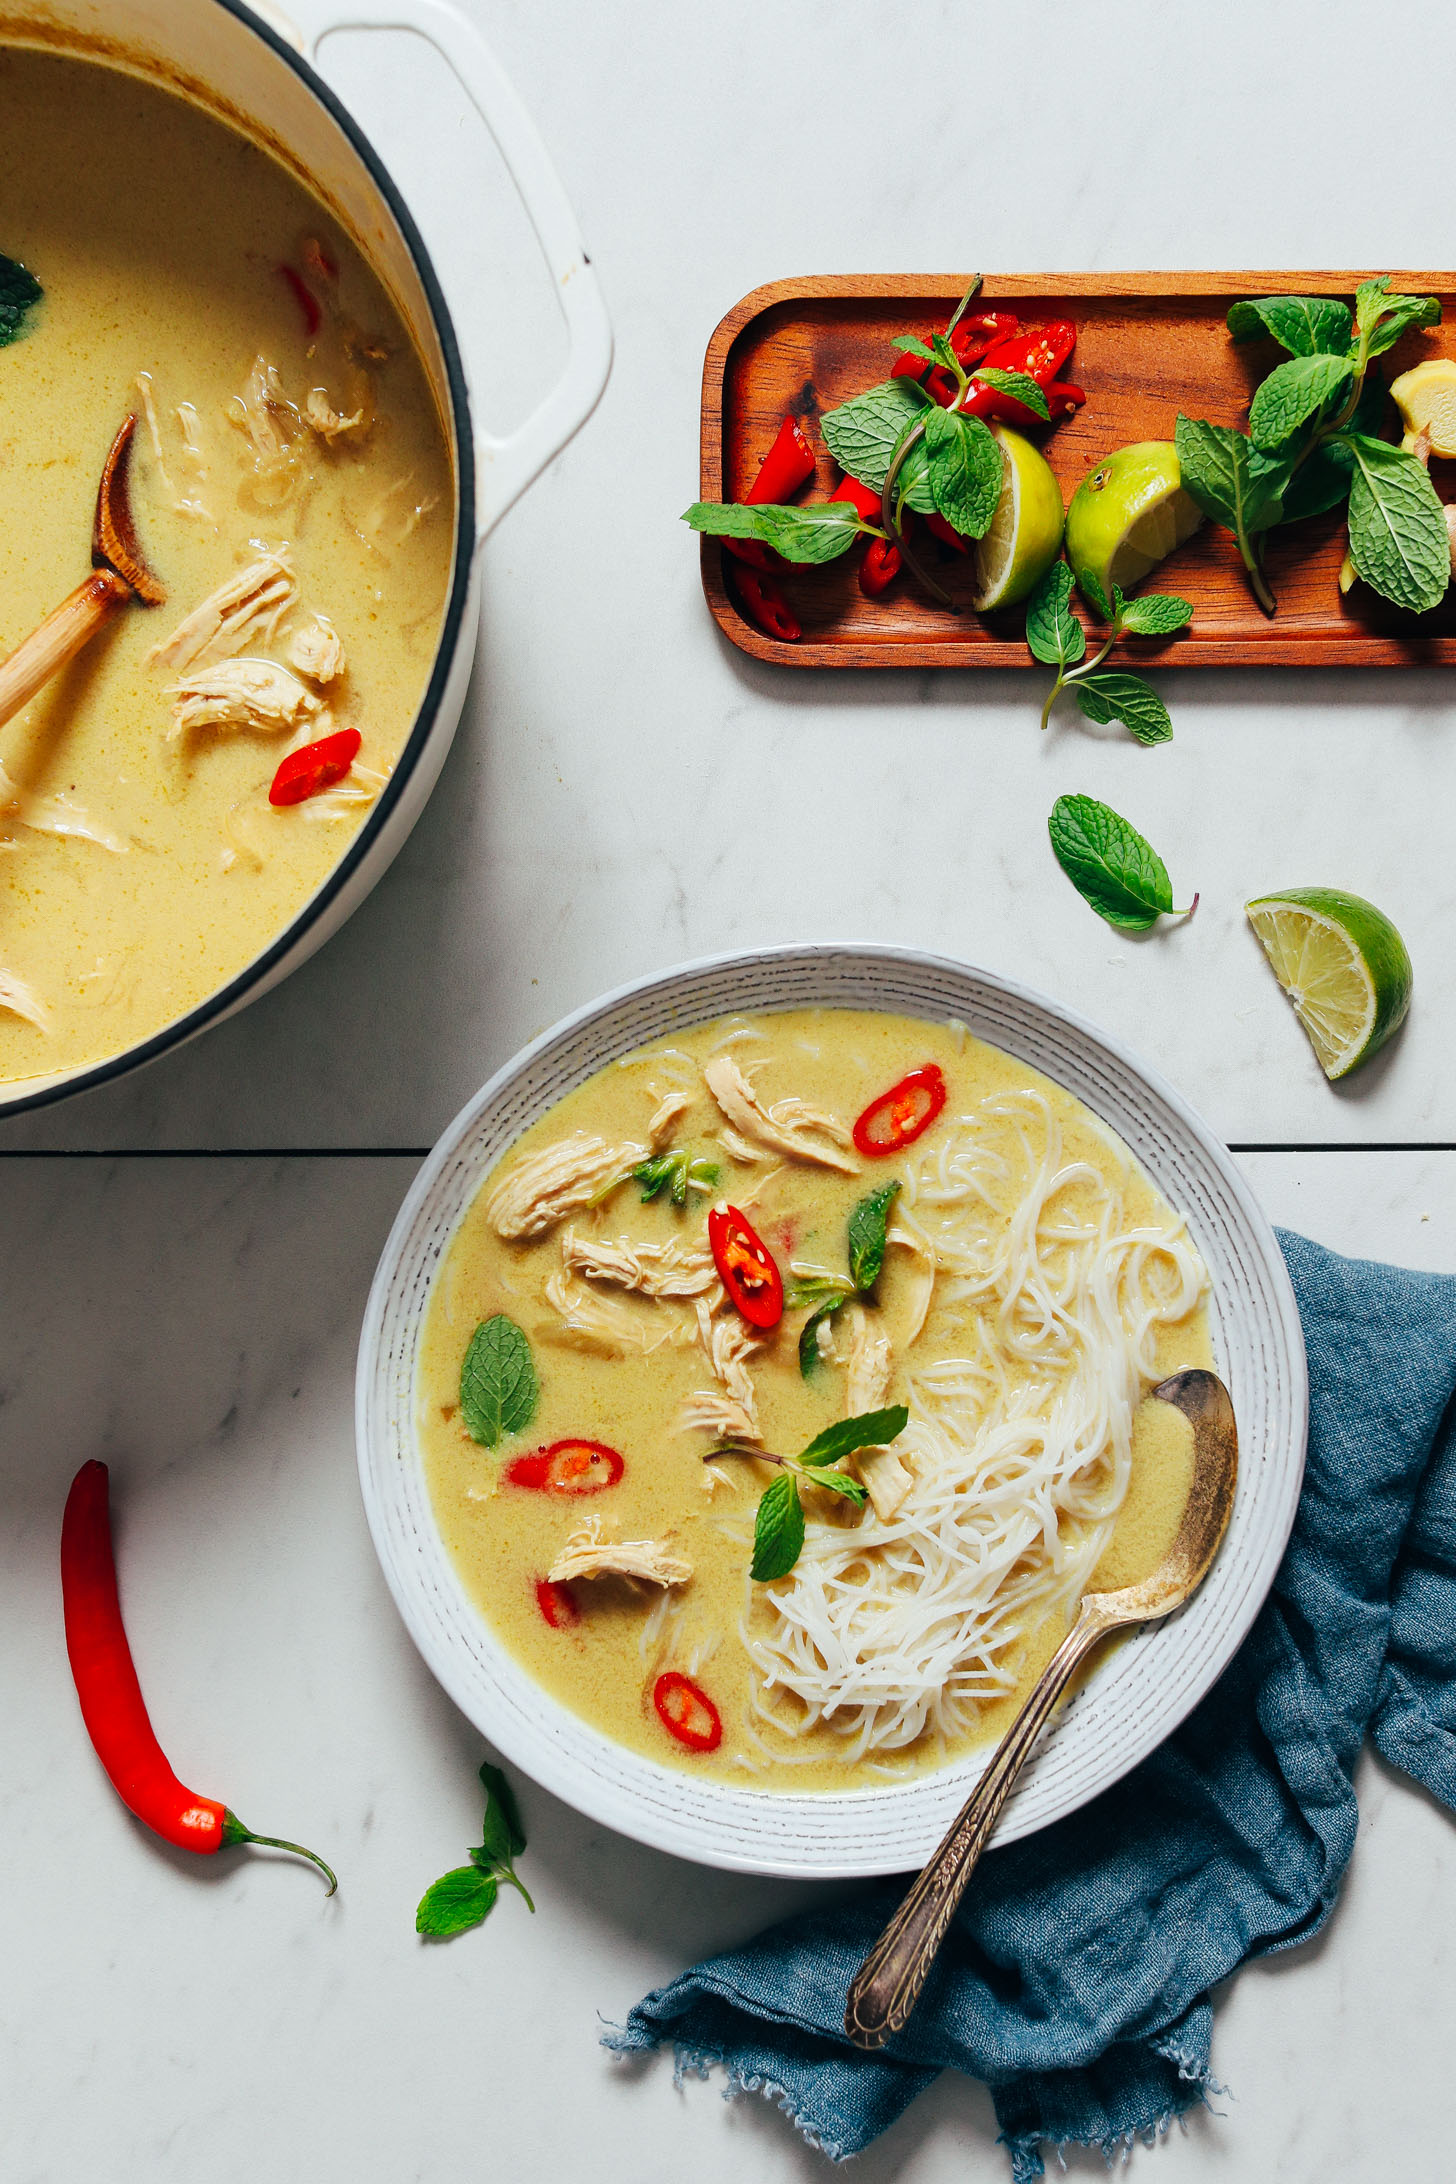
[743, 1089, 1206, 1761]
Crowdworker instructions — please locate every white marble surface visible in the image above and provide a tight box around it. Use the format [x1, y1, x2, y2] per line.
[4, 0, 1456, 1150]
[5, 4, 1456, 2181]
[0, 1150, 1452, 2184]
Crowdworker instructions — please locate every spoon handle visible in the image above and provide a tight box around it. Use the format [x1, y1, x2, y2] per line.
[0, 571, 129, 738]
[844, 1597, 1112, 2051]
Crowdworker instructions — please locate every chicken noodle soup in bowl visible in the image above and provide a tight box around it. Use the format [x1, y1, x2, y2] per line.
[360, 947, 1308, 1874]
[0, 2, 609, 1110]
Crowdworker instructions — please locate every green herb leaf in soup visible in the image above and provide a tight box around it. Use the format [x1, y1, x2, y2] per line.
[848, 1182, 902, 1293]
[799, 1405, 909, 1469]
[1339, 432, 1451, 613]
[1226, 294, 1353, 358]
[459, 1313, 539, 1447]
[1048, 793, 1186, 931]
[752, 1469, 806, 1582]
[0, 253, 41, 347]
[800, 1464, 870, 1507]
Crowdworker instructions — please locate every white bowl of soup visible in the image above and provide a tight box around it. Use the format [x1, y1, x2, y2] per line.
[0, 1, 609, 1112]
[357, 945, 1308, 1878]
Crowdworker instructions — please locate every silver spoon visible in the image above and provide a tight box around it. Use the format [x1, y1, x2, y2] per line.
[844, 1366, 1238, 2052]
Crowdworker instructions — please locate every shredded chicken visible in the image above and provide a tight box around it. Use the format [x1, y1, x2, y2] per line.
[887, 1215, 937, 1348]
[0, 967, 50, 1031]
[485, 1130, 645, 1241]
[680, 1295, 764, 1441]
[843, 1304, 913, 1520]
[717, 1125, 764, 1165]
[168, 659, 321, 739]
[647, 1088, 690, 1147]
[286, 612, 346, 685]
[150, 551, 298, 671]
[560, 1225, 716, 1298]
[299, 762, 387, 824]
[0, 763, 128, 854]
[228, 356, 304, 506]
[704, 1054, 858, 1174]
[305, 387, 368, 444]
[546, 1515, 692, 1589]
[541, 1267, 689, 1358]
[135, 371, 214, 524]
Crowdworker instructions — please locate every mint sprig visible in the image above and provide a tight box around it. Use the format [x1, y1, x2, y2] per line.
[459, 1314, 538, 1448]
[1026, 563, 1189, 740]
[784, 1182, 901, 1378]
[1048, 794, 1195, 933]
[682, 499, 870, 565]
[416, 1762, 534, 1940]
[717, 1406, 909, 1582]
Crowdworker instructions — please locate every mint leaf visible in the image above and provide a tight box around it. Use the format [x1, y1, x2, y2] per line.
[0, 253, 41, 347]
[1354, 278, 1441, 358]
[931, 333, 961, 378]
[752, 1470, 805, 1581]
[801, 1466, 869, 1506]
[681, 501, 863, 565]
[922, 405, 1002, 539]
[1248, 353, 1354, 453]
[478, 1762, 526, 1858]
[417, 1866, 498, 1939]
[800, 1405, 909, 1468]
[820, 378, 926, 495]
[784, 1277, 853, 1310]
[847, 1182, 901, 1293]
[1025, 561, 1086, 668]
[1227, 295, 1352, 357]
[892, 335, 936, 363]
[972, 366, 1051, 421]
[460, 1315, 538, 1448]
[1278, 445, 1354, 523]
[1073, 671, 1172, 745]
[798, 1296, 846, 1379]
[1115, 591, 1194, 637]
[1341, 433, 1450, 612]
[1355, 276, 1391, 336]
[1174, 414, 1287, 536]
[1048, 793, 1178, 930]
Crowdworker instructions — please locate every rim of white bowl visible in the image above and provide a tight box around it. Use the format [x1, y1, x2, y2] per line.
[357, 943, 1308, 1878]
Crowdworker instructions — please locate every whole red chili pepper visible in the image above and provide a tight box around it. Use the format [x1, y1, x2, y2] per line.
[61, 1461, 336, 1889]
[853, 1064, 949, 1157]
[507, 1440, 626, 1495]
[268, 727, 362, 808]
[653, 1671, 723, 1753]
[731, 566, 801, 643]
[858, 534, 901, 597]
[708, 1204, 784, 1329]
[960, 321, 1079, 422]
[723, 414, 817, 569]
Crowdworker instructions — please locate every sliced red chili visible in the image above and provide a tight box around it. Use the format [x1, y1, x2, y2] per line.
[830, 473, 884, 521]
[852, 1064, 949, 1157]
[268, 728, 362, 808]
[960, 320, 1079, 421]
[1044, 380, 1087, 420]
[653, 1671, 723, 1753]
[858, 534, 901, 597]
[731, 567, 801, 643]
[745, 415, 815, 505]
[708, 1205, 784, 1330]
[506, 1440, 625, 1495]
[924, 511, 970, 555]
[951, 311, 1019, 368]
[278, 262, 321, 338]
[535, 1577, 581, 1629]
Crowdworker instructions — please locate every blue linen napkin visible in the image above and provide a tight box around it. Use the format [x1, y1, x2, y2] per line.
[606, 1232, 1456, 2178]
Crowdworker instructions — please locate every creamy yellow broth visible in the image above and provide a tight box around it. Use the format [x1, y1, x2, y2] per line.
[421, 1009, 1214, 1791]
[0, 45, 454, 1087]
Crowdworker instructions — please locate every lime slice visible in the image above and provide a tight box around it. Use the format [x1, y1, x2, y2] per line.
[1390, 358, 1456, 458]
[1246, 887, 1412, 1080]
[969, 425, 1065, 612]
[1065, 441, 1203, 612]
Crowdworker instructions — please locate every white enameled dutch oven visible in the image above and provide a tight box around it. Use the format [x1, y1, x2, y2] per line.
[0, 0, 610, 1114]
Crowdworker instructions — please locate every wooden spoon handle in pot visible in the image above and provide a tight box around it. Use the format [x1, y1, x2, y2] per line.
[0, 568, 131, 737]
[843, 1598, 1110, 2051]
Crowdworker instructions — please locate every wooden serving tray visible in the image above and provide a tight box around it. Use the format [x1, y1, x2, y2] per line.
[699, 272, 1456, 668]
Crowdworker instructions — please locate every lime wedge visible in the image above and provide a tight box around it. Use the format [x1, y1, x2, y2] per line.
[969, 425, 1065, 613]
[1246, 887, 1412, 1080]
[1065, 441, 1203, 612]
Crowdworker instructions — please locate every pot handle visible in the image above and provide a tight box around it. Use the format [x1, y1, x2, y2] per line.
[299, 0, 611, 539]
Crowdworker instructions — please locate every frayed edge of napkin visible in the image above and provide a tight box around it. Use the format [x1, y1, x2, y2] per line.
[998, 2034, 1226, 2184]
[601, 2023, 851, 2160]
